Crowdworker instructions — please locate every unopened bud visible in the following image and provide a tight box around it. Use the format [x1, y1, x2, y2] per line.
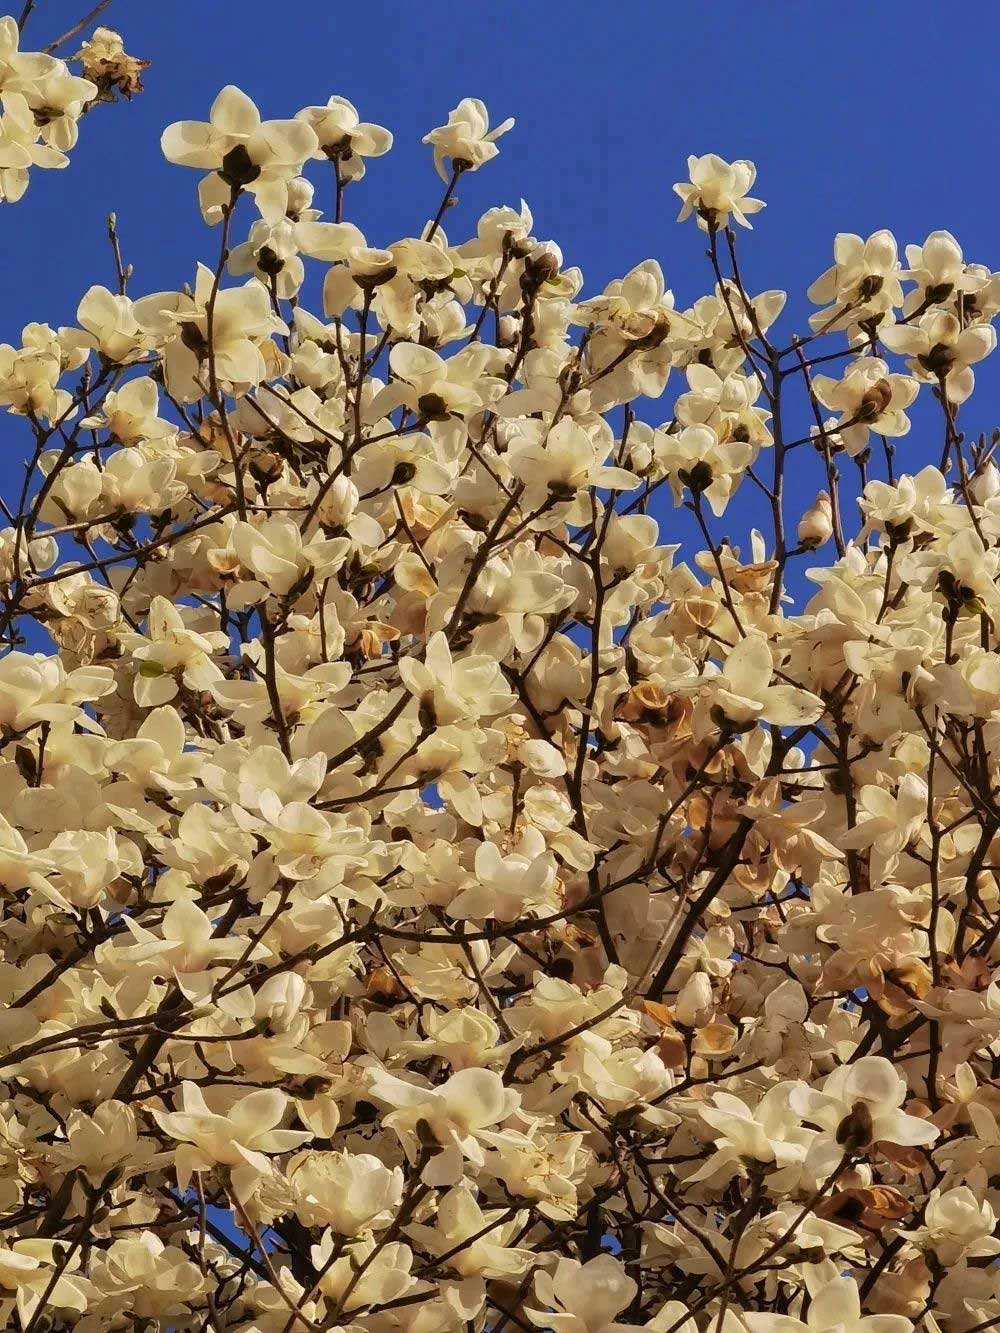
[523, 243, 561, 283]
[797, 491, 833, 550]
[286, 176, 315, 219]
[971, 463, 1000, 504]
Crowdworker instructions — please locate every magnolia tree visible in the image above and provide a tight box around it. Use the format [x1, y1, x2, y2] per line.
[2, 9, 1000, 1333]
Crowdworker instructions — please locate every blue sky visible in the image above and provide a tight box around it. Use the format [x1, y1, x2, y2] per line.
[4, 0, 1000, 584]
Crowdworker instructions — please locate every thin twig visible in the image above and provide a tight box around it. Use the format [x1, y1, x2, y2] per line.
[44, 0, 113, 52]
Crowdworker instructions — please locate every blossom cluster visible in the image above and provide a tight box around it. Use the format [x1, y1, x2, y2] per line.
[0, 16, 145, 203]
[0, 32, 999, 1333]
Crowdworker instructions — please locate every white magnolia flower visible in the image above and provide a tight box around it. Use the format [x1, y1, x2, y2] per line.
[527, 1255, 642, 1333]
[82, 376, 175, 443]
[692, 1083, 811, 1181]
[162, 84, 318, 220]
[368, 1066, 518, 1185]
[674, 153, 765, 230]
[791, 1056, 938, 1150]
[901, 1186, 1000, 1264]
[745, 1277, 911, 1333]
[296, 94, 392, 180]
[808, 230, 904, 332]
[669, 633, 824, 732]
[287, 1149, 404, 1234]
[399, 630, 515, 724]
[812, 357, 918, 457]
[423, 97, 514, 181]
[881, 308, 996, 403]
[153, 1082, 310, 1199]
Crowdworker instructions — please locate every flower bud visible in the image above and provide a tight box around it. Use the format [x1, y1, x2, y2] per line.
[286, 176, 315, 218]
[675, 972, 713, 1027]
[524, 242, 561, 282]
[971, 463, 1000, 504]
[497, 314, 520, 346]
[797, 491, 833, 550]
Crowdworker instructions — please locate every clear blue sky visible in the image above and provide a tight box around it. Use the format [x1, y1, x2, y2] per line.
[4, 0, 1000, 565]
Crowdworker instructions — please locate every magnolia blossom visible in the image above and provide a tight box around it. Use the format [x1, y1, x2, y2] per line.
[0, 17, 111, 202]
[808, 229, 904, 333]
[296, 94, 392, 180]
[153, 1083, 311, 1198]
[671, 633, 824, 733]
[134, 263, 288, 400]
[812, 357, 918, 456]
[120, 595, 229, 705]
[0, 1241, 90, 1326]
[693, 1083, 811, 1183]
[798, 491, 833, 548]
[407, 1187, 531, 1278]
[368, 1066, 518, 1184]
[839, 774, 928, 876]
[902, 229, 982, 314]
[527, 1255, 642, 1333]
[74, 283, 152, 362]
[161, 84, 318, 220]
[399, 630, 514, 724]
[0, 39, 997, 1333]
[881, 308, 997, 402]
[82, 376, 175, 442]
[674, 153, 765, 230]
[423, 97, 514, 180]
[745, 1278, 912, 1333]
[901, 1186, 1000, 1265]
[790, 1056, 938, 1151]
[287, 1149, 404, 1233]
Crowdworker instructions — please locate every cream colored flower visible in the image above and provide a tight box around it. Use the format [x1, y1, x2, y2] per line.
[161, 84, 318, 220]
[674, 153, 765, 231]
[153, 1082, 311, 1198]
[296, 95, 392, 180]
[423, 97, 514, 180]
